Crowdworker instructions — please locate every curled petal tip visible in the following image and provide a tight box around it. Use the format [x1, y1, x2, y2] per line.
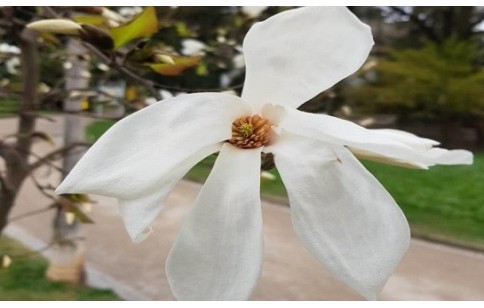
[429, 148, 474, 166]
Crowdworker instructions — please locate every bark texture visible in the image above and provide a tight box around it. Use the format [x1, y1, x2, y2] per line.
[0, 28, 39, 235]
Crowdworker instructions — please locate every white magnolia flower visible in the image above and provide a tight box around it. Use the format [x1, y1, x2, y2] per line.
[56, 7, 473, 300]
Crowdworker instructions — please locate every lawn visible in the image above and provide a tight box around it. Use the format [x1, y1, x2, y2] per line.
[85, 120, 115, 143]
[0, 236, 120, 300]
[86, 120, 484, 251]
[0, 98, 20, 117]
[364, 157, 483, 250]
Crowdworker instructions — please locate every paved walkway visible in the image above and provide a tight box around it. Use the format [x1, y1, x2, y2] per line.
[2, 117, 484, 300]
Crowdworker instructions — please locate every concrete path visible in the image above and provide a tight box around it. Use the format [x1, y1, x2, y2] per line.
[2, 116, 484, 300]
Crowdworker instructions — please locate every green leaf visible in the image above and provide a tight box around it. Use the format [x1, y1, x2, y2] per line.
[147, 55, 202, 76]
[69, 204, 94, 224]
[195, 61, 208, 76]
[68, 194, 91, 203]
[175, 22, 191, 37]
[110, 6, 158, 49]
[72, 14, 106, 26]
[57, 196, 94, 224]
[39, 32, 62, 45]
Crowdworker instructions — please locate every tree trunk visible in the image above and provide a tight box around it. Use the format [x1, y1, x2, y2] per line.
[0, 28, 39, 236]
[0, 191, 15, 233]
[46, 40, 88, 285]
[16, 30, 39, 161]
[0, 152, 26, 235]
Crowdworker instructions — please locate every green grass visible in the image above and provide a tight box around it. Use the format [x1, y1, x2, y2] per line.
[0, 236, 120, 300]
[364, 157, 484, 250]
[0, 98, 20, 117]
[85, 120, 115, 143]
[86, 120, 484, 250]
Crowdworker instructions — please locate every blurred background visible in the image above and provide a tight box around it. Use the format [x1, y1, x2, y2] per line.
[0, 6, 483, 301]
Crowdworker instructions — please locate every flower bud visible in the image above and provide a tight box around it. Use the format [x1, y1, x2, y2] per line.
[154, 53, 175, 65]
[27, 19, 82, 36]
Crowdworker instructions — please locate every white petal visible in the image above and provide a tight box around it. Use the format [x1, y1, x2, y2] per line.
[368, 129, 440, 151]
[350, 132, 472, 167]
[270, 105, 472, 168]
[56, 93, 250, 199]
[423, 148, 473, 165]
[166, 143, 263, 300]
[119, 143, 222, 242]
[266, 132, 410, 300]
[242, 7, 373, 111]
[347, 147, 428, 169]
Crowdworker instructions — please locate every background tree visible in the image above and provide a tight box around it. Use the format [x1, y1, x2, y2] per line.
[387, 7, 484, 45]
[346, 39, 484, 145]
[342, 7, 484, 147]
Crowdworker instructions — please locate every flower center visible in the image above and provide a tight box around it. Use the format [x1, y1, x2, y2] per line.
[229, 115, 272, 149]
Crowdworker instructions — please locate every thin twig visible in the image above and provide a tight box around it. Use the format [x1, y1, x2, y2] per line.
[94, 88, 140, 110]
[4, 241, 56, 259]
[16, 147, 64, 173]
[152, 82, 243, 94]
[3, 236, 86, 260]
[8, 204, 56, 223]
[29, 173, 57, 200]
[29, 142, 91, 172]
